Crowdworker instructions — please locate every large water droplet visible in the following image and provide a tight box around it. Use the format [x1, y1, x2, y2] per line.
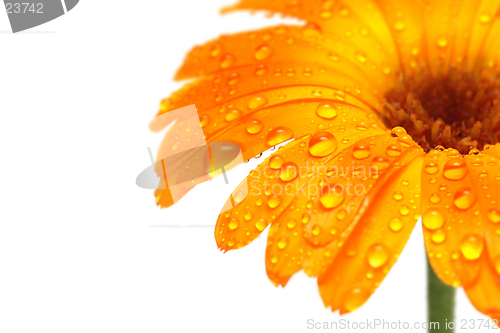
[352, 142, 371, 159]
[244, 211, 253, 221]
[279, 162, 299, 181]
[437, 37, 448, 48]
[269, 154, 285, 169]
[393, 192, 404, 201]
[443, 159, 468, 180]
[422, 208, 445, 230]
[453, 187, 477, 210]
[367, 243, 389, 268]
[316, 103, 337, 119]
[268, 195, 282, 208]
[424, 161, 439, 174]
[287, 219, 297, 229]
[487, 209, 500, 224]
[320, 184, 345, 209]
[200, 114, 210, 127]
[246, 119, 264, 134]
[371, 156, 391, 172]
[393, 19, 405, 31]
[255, 218, 267, 231]
[355, 51, 367, 63]
[389, 217, 403, 232]
[255, 44, 273, 60]
[480, 12, 492, 24]
[225, 109, 243, 122]
[343, 288, 368, 312]
[309, 132, 338, 157]
[429, 193, 441, 204]
[302, 22, 322, 36]
[255, 64, 268, 76]
[278, 237, 289, 249]
[220, 54, 236, 68]
[431, 230, 446, 244]
[248, 95, 268, 110]
[228, 218, 239, 230]
[266, 127, 294, 146]
[386, 144, 402, 157]
[460, 234, 483, 260]
[312, 224, 321, 236]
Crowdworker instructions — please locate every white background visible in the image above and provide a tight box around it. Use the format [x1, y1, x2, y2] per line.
[0, 1, 491, 332]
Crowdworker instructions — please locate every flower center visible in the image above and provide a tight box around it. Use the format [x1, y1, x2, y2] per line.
[383, 69, 500, 154]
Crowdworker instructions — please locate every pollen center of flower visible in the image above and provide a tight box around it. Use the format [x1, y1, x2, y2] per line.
[384, 69, 500, 154]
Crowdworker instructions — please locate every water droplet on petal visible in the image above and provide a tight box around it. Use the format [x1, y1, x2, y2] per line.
[228, 218, 239, 230]
[352, 142, 371, 159]
[343, 288, 368, 312]
[268, 195, 282, 208]
[393, 19, 405, 31]
[480, 12, 492, 24]
[210, 43, 223, 57]
[255, 218, 267, 231]
[443, 159, 468, 180]
[311, 89, 323, 97]
[277, 237, 289, 249]
[429, 193, 441, 204]
[309, 132, 338, 157]
[255, 64, 268, 76]
[279, 162, 299, 181]
[432, 230, 446, 244]
[200, 115, 210, 127]
[220, 54, 236, 68]
[246, 119, 264, 134]
[389, 217, 403, 232]
[302, 22, 322, 36]
[287, 219, 297, 229]
[266, 127, 294, 146]
[453, 187, 477, 210]
[424, 161, 439, 174]
[393, 192, 404, 201]
[367, 243, 390, 268]
[437, 37, 448, 48]
[487, 209, 500, 224]
[386, 144, 402, 157]
[320, 184, 345, 209]
[355, 51, 367, 63]
[269, 154, 285, 170]
[244, 211, 253, 221]
[399, 205, 410, 216]
[312, 224, 321, 236]
[225, 109, 242, 121]
[328, 52, 340, 62]
[316, 103, 337, 119]
[248, 95, 268, 110]
[371, 156, 391, 172]
[254, 44, 273, 60]
[423, 208, 445, 230]
[460, 234, 484, 260]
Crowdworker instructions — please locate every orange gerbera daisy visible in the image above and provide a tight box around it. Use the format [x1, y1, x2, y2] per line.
[152, 0, 500, 323]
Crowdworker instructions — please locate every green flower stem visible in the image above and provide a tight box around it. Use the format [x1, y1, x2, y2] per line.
[427, 257, 456, 332]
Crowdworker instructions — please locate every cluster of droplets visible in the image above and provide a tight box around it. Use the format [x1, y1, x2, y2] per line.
[422, 146, 500, 278]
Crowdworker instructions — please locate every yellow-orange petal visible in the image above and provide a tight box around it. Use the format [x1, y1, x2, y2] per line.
[216, 121, 386, 252]
[266, 131, 424, 288]
[422, 149, 483, 287]
[318, 153, 424, 314]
